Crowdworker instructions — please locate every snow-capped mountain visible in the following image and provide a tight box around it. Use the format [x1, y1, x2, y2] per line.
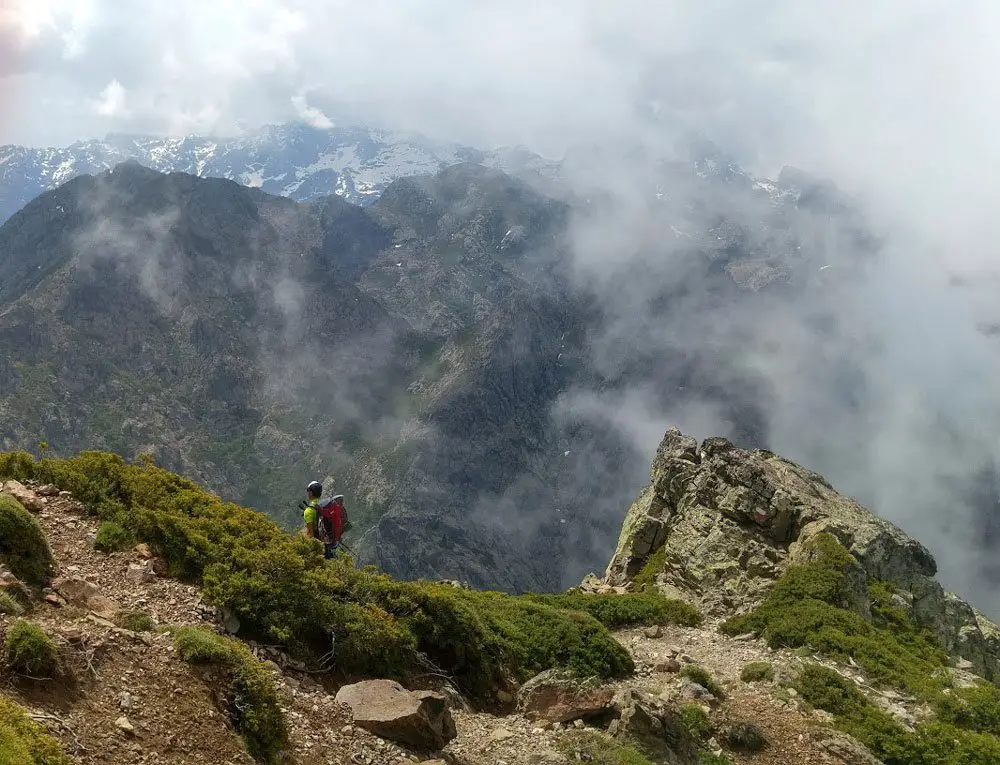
[0, 121, 553, 223]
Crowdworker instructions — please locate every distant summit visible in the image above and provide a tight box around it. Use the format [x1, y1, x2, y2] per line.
[0, 121, 553, 224]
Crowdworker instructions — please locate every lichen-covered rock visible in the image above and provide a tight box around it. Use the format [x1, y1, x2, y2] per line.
[600, 427, 1000, 680]
[606, 688, 700, 764]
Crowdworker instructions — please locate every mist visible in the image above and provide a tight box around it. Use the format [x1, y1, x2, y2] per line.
[4, 2, 1000, 607]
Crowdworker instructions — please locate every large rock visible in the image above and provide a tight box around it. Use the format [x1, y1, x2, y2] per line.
[599, 427, 1000, 681]
[52, 576, 120, 620]
[2, 482, 44, 513]
[516, 669, 615, 723]
[334, 679, 456, 750]
[607, 689, 700, 764]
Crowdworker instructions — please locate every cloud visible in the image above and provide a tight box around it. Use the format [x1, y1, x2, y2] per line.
[291, 92, 334, 130]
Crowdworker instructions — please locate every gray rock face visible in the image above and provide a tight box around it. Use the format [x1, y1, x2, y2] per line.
[600, 427, 1000, 680]
[334, 679, 457, 751]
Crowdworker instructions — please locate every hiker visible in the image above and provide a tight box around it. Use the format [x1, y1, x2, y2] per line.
[302, 480, 323, 541]
[301, 481, 348, 559]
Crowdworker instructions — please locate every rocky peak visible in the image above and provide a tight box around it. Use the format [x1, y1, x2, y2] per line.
[597, 427, 1000, 679]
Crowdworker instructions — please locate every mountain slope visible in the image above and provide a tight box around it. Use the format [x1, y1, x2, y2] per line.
[0, 150, 882, 592]
[0, 122, 552, 224]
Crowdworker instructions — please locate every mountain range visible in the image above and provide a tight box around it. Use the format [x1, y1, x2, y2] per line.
[0, 123, 891, 593]
[0, 121, 552, 224]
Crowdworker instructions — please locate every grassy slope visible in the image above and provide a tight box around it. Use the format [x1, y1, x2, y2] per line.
[0, 449, 696, 703]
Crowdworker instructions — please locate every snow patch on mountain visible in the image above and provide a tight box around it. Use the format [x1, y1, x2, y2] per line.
[0, 121, 553, 223]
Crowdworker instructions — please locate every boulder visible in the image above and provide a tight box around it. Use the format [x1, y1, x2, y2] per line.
[598, 427, 1000, 680]
[334, 679, 456, 750]
[607, 689, 700, 763]
[126, 561, 156, 584]
[35, 484, 60, 497]
[2, 481, 44, 513]
[516, 669, 615, 723]
[52, 576, 120, 620]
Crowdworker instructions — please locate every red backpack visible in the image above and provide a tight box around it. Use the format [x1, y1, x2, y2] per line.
[317, 495, 348, 545]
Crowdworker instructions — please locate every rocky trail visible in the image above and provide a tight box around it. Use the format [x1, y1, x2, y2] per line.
[1, 480, 878, 765]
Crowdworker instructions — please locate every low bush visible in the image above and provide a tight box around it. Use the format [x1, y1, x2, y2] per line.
[796, 663, 1000, 764]
[740, 661, 774, 683]
[723, 721, 767, 753]
[933, 682, 1000, 735]
[632, 545, 668, 591]
[172, 626, 287, 764]
[4, 620, 59, 678]
[0, 494, 54, 587]
[557, 730, 656, 765]
[720, 534, 947, 698]
[525, 591, 702, 629]
[0, 450, 640, 701]
[115, 610, 156, 633]
[0, 694, 72, 764]
[93, 520, 134, 552]
[0, 591, 24, 616]
[681, 665, 726, 700]
[679, 703, 713, 740]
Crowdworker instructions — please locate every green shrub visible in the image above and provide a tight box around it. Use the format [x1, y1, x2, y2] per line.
[93, 520, 134, 552]
[172, 626, 287, 763]
[0, 450, 638, 702]
[632, 545, 668, 591]
[698, 754, 733, 765]
[720, 534, 947, 698]
[796, 663, 1000, 764]
[740, 661, 774, 683]
[723, 721, 767, 752]
[0, 694, 72, 764]
[681, 665, 726, 700]
[0, 494, 54, 587]
[525, 591, 702, 629]
[557, 730, 656, 765]
[679, 703, 713, 740]
[0, 591, 24, 616]
[4, 620, 59, 678]
[934, 682, 1000, 734]
[115, 610, 155, 633]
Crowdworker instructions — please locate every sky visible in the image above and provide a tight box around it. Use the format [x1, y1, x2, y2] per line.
[4, 0, 1000, 605]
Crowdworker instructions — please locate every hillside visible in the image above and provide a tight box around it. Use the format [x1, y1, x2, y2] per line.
[0, 122, 553, 223]
[0, 152, 880, 593]
[5, 434, 1000, 764]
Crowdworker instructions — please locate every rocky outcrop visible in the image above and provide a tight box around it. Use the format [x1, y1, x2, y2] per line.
[598, 427, 1000, 680]
[334, 679, 457, 751]
[607, 689, 700, 764]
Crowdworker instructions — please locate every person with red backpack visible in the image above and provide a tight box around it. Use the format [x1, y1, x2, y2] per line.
[300, 481, 350, 559]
